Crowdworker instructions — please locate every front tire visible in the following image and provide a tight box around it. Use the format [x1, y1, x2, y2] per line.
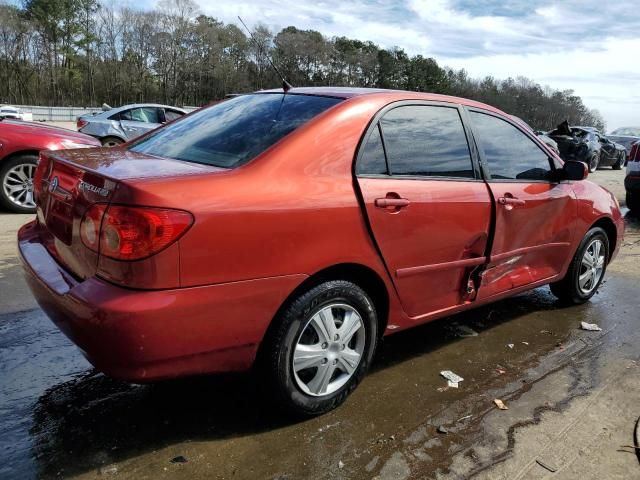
[0, 154, 38, 213]
[262, 280, 378, 416]
[550, 227, 609, 304]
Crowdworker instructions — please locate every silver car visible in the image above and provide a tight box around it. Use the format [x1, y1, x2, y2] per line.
[77, 104, 187, 146]
[607, 127, 640, 158]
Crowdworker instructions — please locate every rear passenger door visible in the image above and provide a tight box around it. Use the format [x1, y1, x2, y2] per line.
[467, 110, 576, 299]
[356, 103, 493, 318]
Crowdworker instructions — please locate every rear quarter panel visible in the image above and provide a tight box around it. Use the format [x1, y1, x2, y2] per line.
[570, 179, 624, 259]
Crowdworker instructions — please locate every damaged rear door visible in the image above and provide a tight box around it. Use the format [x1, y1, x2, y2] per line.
[467, 109, 576, 299]
[355, 102, 492, 318]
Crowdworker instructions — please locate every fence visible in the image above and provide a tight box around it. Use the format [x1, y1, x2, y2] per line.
[6, 105, 199, 122]
[8, 105, 102, 122]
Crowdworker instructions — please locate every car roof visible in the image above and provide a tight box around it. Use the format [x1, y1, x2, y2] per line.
[104, 103, 186, 114]
[256, 86, 506, 115]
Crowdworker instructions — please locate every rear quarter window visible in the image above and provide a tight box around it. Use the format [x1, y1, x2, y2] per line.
[129, 94, 342, 168]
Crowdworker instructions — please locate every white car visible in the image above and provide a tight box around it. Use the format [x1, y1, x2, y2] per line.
[0, 105, 33, 121]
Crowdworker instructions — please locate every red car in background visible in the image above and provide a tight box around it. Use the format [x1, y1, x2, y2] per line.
[0, 118, 100, 213]
[19, 88, 624, 416]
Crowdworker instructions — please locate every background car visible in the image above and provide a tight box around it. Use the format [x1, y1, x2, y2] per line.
[0, 118, 100, 213]
[0, 105, 33, 121]
[548, 121, 625, 172]
[626, 140, 640, 214]
[607, 127, 640, 158]
[596, 133, 626, 170]
[20, 88, 623, 416]
[77, 103, 187, 146]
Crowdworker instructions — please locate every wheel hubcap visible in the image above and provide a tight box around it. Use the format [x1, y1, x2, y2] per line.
[3, 163, 36, 208]
[292, 303, 366, 397]
[579, 239, 605, 294]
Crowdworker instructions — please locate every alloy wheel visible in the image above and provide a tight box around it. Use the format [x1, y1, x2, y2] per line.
[2, 163, 36, 209]
[578, 238, 605, 294]
[292, 303, 366, 397]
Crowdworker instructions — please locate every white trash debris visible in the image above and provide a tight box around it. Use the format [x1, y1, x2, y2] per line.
[493, 399, 509, 410]
[507, 344, 514, 349]
[440, 370, 464, 388]
[580, 321, 602, 331]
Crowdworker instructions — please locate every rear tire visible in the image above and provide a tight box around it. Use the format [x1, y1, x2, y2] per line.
[588, 152, 600, 173]
[0, 154, 38, 213]
[101, 136, 124, 147]
[261, 280, 378, 417]
[613, 153, 623, 170]
[550, 227, 609, 304]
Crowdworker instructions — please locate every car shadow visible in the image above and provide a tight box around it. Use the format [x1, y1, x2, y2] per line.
[30, 287, 576, 478]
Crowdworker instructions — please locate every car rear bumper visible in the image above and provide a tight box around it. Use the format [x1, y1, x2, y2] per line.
[18, 220, 306, 382]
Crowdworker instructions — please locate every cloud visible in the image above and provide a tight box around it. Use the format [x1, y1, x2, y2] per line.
[139, 0, 640, 128]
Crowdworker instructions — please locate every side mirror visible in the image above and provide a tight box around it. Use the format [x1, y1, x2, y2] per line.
[562, 160, 588, 181]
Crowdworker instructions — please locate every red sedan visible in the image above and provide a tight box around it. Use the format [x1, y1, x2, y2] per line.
[0, 118, 100, 212]
[19, 88, 624, 416]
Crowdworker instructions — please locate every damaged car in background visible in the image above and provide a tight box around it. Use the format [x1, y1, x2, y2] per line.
[548, 121, 626, 172]
[77, 103, 187, 146]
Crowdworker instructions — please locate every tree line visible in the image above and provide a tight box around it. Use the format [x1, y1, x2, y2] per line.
[0, 0, 606, 131]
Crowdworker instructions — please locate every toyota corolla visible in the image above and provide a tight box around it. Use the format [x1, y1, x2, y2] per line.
[19, 87, 624, 416]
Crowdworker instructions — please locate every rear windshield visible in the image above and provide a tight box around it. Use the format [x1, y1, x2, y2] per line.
[129, 93, 343, 168]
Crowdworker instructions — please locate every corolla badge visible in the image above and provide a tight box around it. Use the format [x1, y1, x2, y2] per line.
[48, 176, 59, 193]
[78, 180, 110, 197]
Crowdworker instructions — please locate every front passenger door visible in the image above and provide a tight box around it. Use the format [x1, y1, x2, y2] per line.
[468, 110, 577, 299]
[356, 103, 493, 318]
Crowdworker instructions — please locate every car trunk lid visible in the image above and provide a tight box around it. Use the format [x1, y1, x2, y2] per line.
[33, 148, 224, 280]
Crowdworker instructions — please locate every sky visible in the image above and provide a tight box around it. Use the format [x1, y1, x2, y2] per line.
[161, 0, 639, 131]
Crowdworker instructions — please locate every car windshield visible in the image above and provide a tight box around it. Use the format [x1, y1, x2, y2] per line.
[129, 93, 343, 168]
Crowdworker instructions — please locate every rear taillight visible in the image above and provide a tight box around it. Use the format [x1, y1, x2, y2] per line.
[80, 205, 193, 260]
[76, 118, 88, 130]
[80, 204, 107, 251]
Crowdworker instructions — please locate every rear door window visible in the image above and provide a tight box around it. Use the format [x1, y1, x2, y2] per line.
[121, 107, 161, 123]
[130, 94, 342, 168]
[469, 111, 553, 181]
[164, 109, 184, 122]
[379, 105, 474, 178]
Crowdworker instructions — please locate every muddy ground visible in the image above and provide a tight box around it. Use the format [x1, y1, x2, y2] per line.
[0, 168, 638, 480]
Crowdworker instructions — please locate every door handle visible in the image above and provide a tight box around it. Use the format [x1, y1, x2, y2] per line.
[374, 198, 410, 208]
[498, 196, 525, 206]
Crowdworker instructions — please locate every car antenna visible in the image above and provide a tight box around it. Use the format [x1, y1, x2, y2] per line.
[237, 16, 293, 93]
